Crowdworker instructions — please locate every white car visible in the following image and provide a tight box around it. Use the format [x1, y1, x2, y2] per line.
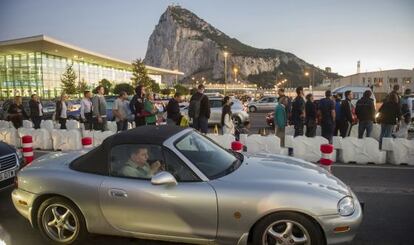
[247, 96, 278, 112]
[181, 98, 249, 126]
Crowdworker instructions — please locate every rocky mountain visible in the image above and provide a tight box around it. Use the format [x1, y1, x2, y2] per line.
[144, 5, 340, 87]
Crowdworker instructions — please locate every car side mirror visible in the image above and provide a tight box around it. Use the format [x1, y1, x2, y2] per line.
[151, 171, 177, 186]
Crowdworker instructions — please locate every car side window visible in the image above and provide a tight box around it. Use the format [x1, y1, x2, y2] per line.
[209, 100, 222, 108]
[110, 144, 164, 180]
[268, 97, 275, 103]
[163, 149, 199, 182]
[259, 98, 268, 103]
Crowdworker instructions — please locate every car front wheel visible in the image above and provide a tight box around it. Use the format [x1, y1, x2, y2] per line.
[37, 197, 87, 244]
[249, 106, 257, 112]
[252, 212, 324, 245]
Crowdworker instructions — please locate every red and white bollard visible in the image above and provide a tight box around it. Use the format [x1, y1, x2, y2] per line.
[231, 141, 244, 153]
[320, 144, 334, 172]
[22, 135, 34, 164]
[82, 137, 93, 148]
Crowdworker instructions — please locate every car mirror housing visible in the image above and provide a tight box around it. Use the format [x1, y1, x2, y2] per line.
[151, 171, 178, 186]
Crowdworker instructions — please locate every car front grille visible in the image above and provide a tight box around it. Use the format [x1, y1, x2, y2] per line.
[0, 153, 17, 172]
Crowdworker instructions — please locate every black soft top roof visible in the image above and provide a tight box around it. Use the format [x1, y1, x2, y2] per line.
[70, 125, 186, 175]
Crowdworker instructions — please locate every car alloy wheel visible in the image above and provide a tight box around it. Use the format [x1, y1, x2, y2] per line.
[262, 220, 310, 245]
[42, 204, 79, 243]
[249, 106, 257, 112]
[38, 197, 87, 244]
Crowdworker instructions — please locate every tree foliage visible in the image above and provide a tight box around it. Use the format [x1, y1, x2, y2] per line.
[131, 59, 154, 88]
[61, 63, 77, 95]
[113, 83, 134, 95]
[174, 84, 189, 95]
[99, 79, 112, 95]
[77, 78, 89, 94]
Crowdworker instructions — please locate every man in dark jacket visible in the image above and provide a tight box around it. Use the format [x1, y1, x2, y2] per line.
[319, 90, 336, 143]
[166, 93, 182, 125]
[339, 90, 354, 137]
[189, 84, 210, 134]
[130, 85, 146, 127]
[29, 94, 43, 129]
[291, 87, 305, 137]
[355, 90, 375, 138]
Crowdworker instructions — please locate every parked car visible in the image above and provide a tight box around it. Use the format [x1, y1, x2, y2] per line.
[247, 96, 278, 112]
[0, 141, 24, 190]
[12, 126, 363, 244]
[1, 98, 55, 120]
[180, 97, 249, 126]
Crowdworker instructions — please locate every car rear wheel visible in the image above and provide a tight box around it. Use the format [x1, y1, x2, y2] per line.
[37, 197, 87, 244]
[252, 212, 324, 245]
[249, 106, 257, 112]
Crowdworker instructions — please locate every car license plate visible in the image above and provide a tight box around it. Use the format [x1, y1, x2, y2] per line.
[0, 169, 15, 181]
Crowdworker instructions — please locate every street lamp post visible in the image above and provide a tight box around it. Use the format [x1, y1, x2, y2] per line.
[224, 51, 228, 95]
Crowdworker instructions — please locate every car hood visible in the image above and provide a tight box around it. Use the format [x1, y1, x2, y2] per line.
[217, 153, 350, 197]
[0, 141, 15, 155]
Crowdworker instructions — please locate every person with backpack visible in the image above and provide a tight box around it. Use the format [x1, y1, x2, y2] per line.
[355, 90, 375, 138]
[130, 85, 146, 127]
[188, 84, 210, 134]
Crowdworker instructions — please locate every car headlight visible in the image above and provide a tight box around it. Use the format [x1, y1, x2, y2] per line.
[338, 196, 355, 216]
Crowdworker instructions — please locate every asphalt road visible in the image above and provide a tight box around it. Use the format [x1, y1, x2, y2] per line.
[1, 112, 413, 245]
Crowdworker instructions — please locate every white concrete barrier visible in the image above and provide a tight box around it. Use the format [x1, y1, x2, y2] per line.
[382, 138, 414, 165]
[40, 120, 54, 131]
[245, 134, 288, 155]
[285, 135, 330, 163]
[18, 128, 53, 150]
[66, 120, 81, 130]
[107, 121, 117, 133]
[333, 137, 386, 164]
[206, 134, 235, 149]
[0, 120, 11, 128]
[0, 128, 19, 147]
[23, 120, 33, 128]
[92, 131, 115, 146]
[51, 129, 82, 151]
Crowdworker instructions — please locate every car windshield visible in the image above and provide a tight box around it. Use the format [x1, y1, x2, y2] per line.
[174, 131, 241, 179]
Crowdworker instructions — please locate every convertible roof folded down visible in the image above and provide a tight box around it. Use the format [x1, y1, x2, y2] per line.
[70, 125, 185, 175]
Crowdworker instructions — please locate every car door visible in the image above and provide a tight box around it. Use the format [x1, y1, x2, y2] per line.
[257, 97, 268, 111]
[99, 144, 217, 241]
[265, 97, 276, 110]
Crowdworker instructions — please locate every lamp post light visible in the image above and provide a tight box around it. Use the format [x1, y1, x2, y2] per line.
[233, 67, 238, 82]
[224, 51, 228, 95]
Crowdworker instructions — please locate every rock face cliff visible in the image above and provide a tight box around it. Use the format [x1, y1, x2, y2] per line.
[145, 5, 339, 87]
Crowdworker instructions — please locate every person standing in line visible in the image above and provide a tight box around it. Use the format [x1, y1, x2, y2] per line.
[221, 96, 235, 134]
[291, 86, 305, 137]
[130, 85, 146, 127]
[333, 94, 342, 136]
[277, 88, 292, 124]
[188, 84, 210, 134]
[144, 93, 158, 125]
[339, 90, 354, 137]
[395, 88, 412, 138]
[388, 84, 401, 105]
[379, 93, 401, 148]
[113, 91, 129, 132]
[29, 94, 43, 129]
[318, 90, 336, 143]
[274, 96, 288, 147]
[305, 93, 317, 137]
[80, 90, 93, 130]
[166, 92, 182, 125]
[355, 90, 375, 138]
[92, 85, 107, 131]
[7, 96, 29, 129]
[55, 93, 68, 129]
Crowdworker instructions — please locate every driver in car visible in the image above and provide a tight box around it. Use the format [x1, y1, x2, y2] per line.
[120, 147, 161, 178]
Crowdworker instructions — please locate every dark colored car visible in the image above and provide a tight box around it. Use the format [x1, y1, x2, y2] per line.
[0, 141, 24, 190]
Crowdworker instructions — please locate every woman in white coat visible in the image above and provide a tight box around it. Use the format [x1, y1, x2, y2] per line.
[221, 96, 235, 135]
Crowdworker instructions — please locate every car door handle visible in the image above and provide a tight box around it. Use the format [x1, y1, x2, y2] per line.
[109, 189, 128, 198]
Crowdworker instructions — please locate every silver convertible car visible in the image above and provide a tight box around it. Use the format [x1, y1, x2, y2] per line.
[12, 126, 362, 245]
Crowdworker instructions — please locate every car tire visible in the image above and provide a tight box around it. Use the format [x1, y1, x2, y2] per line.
[251, 212, 324, 245]
[232, 116, 242, 126]
[37, 196, 87, 245]
[249, 106, 257, 113]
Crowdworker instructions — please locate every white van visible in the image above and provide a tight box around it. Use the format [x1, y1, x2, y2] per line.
[332, 86, 376, 106]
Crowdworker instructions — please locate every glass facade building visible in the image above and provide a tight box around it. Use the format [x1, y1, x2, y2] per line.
[0, 35, 183, 99]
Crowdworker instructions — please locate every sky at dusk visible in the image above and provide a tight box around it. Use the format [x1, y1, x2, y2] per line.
[1, 0, 413, 76]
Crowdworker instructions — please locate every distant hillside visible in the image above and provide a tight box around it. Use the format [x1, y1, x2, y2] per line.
[145, 5, 341, 87]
